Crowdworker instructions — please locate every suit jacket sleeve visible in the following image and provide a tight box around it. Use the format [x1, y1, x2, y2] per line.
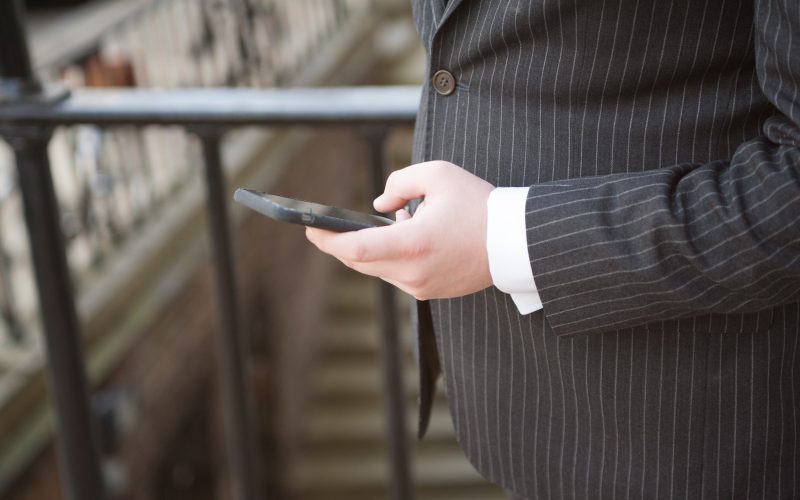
[525, 0, 800, 337]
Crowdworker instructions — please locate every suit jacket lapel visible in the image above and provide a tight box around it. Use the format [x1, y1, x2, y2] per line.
[428, 0, 445, 27]
[436, 0, 465, 30]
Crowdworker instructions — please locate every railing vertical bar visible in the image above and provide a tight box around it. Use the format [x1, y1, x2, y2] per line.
[195, 129, 264, 500]
[0, 2, 105, 500]
[364, 128, 414, 500]
[8, 129, 107, 500]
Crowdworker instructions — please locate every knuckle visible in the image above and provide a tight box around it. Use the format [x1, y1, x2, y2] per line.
[385, 170, 401, 188]
[406, 270, 428, 290]
[399, 227, 432, 258]
[426, 161, 444, 178]
[411, 289, 425, 300]
[407, 235, 432, 259]
[413, 288, 432, 301]
[348, 242, 368, 262]
[430, 160, 453, 175]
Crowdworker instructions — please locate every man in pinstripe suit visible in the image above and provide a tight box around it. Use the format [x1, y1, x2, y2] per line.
[308, 0, 800, 497]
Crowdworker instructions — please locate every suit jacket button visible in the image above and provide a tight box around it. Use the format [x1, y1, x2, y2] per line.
[432, 69, 456, 95]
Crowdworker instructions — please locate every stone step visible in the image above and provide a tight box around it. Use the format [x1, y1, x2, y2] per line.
[325, 275, 412, 329]
[321, 321, 392, 359]
[303, 401, 456, 448]
[294, 446, 504, 499]
[309, 362, 449, 412]
[310, 355, 414, 398]
[326, 277, 379, 319]
[297, 483, 506, 500]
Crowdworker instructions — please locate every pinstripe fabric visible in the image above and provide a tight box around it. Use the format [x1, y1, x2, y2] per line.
[409, 0, 800, 498]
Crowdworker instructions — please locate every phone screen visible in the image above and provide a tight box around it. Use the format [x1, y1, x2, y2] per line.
[266, 194, 389, 227]
[234, 189, 393, 231]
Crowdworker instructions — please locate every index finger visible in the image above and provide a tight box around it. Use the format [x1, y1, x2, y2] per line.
[373, 163, 434, 213]
[306, 221, 413, 263]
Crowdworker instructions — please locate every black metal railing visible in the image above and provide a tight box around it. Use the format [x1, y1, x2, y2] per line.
[0, 0, 367, 346]
[0, 1, 421, 500]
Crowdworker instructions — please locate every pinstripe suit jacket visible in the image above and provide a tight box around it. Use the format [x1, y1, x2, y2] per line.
[410, 0, 800, 498]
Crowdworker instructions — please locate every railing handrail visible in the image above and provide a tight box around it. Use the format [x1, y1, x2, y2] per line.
[0, 86, 421, 126]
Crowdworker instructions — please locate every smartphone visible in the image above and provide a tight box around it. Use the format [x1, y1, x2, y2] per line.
[233, 189, 393, 232]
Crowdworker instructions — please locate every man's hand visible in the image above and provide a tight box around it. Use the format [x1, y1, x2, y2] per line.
[306, 161, 495, 300]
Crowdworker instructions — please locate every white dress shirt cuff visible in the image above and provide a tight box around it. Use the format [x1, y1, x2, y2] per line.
[486, 187, 543, 315]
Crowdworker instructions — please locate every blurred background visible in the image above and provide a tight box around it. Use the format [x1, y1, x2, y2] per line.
[0, 0, 505, 499]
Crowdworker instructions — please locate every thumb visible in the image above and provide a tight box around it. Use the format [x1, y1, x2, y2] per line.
[373, 163, 431, 213]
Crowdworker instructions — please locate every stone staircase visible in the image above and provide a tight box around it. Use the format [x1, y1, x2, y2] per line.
[294, 272, 506, 500]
